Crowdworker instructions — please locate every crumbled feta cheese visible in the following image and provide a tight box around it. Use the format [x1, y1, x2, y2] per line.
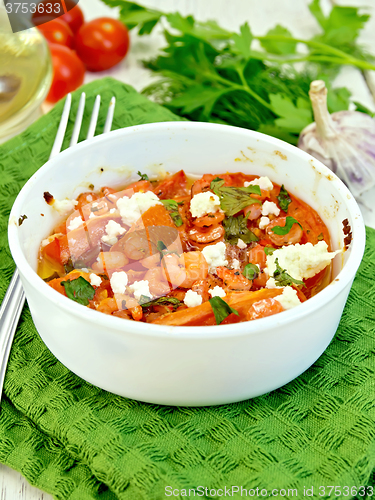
[275, 286, 301, 310]
[109, 208, 116, 214]
[266, 241, 341, 281]
[110, 271, 128, 294]
[237, 238, 247, 249]
[265, 277, 281, 289]
[86, 195, 93, 202]
[67, 216, 83, 231]
[231, 259, 241, 270]
[184, 290, 203, 308]
[128, 280, 152, 301]
[89, 212, 96, 219]
[244, 176, 273, 191]
[101, 220, 126, 246]
[108, 194, 117, 200]
[262, 201, 280, 217]
[209, 286, 226, 298]
[53, 199, 78, 214]
[259, 216, 270, 229]
[202, 242, 228, 272]
[190, 191, 221, 218]
[89, 273, 102, 287]
[117, 191, 162, 226]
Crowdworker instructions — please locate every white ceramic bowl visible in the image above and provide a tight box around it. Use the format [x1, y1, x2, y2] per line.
[8, 122, 365, 406]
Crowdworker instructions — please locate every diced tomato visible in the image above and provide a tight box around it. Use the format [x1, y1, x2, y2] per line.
[153, 170, 188, 199]
[43, 238, 61, 263]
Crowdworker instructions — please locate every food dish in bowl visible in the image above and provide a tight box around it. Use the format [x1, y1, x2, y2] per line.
[37, 170, 340, 326]
[8, 122, 365, 406]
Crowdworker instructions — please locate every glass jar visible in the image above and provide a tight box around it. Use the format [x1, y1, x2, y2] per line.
[0, 10, 52, 143]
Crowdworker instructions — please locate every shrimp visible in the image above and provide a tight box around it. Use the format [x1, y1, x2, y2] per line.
[193, 211, 225, 227]
[247, 244, 267, 269]
[191, 174, 215, 196]
[266, 217, 303, 246]
[244, 204, 262, 220]
[163, 251, 208, 288]
[92, 252, 129, 273]
[216, 267, 252, 292]
[188, 224, 224, 244]
[145, 267, 171, 297]
[247, 297, 284, 321]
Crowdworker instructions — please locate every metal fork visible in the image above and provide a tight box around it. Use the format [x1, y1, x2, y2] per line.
[0, 92, 116, 404]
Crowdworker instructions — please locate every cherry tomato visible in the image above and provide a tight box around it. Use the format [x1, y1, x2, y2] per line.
[75, 18, 130, 72]
[46, 44, 85, 103]
[32, 1, 84, 33]
[60, 1, 85, 33]
[37, 18, 74, 48]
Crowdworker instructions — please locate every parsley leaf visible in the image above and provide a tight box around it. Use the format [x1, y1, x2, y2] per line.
[223, 214, 258, 245]
[209, 296, 239, 325]
[156, 240, 180, 259]
[61, 277, 95, 306]
[273, 258, 305, 287]
[243, 263, 259, 280]
[210, 178, 261, 216]
[271, 216, 302, 235]
[137, 171, 149, 181]
[260, 25, 297, 55]
[277, 185, 292, 212]
[161, 199, 183, 227]
[140, 295, 181, 311]
[264, 246, 276, 256]
[269, 94, 312, 134]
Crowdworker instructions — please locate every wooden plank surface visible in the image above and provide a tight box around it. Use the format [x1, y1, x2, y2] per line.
[1, 0, 374, 498]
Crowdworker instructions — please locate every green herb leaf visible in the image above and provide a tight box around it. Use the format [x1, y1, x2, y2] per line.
[260, 25, 297, 55]
[210, 178, 261, 216]
[269, 94, 312, 134]
[156, 239, 180, 259]
[271, 216, 302, 235]
[161, 199, 183, 227]
[61, 277, 95, 306]
[223, 215, 258, 245]
[277, 185, 292, 212]
[264, 246, 276, 256]
[137, 171, 149, 181]
[243, 263, 259, 280]
[273, 258, 305, 287]
[140, 296, 182, 311]
[209, 296, 239, 325]
[232, 22, 253, 58]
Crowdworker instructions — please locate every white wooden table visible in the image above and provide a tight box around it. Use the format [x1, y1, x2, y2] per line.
[1, 0, 374, 498]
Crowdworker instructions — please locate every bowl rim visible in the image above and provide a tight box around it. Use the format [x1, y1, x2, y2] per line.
[8, 121, 366, 340]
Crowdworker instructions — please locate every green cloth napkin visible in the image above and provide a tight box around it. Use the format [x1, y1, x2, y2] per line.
[0, 78, 374, 500]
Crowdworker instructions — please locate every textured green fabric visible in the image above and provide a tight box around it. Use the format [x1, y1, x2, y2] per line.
[0, 78, 374, 500]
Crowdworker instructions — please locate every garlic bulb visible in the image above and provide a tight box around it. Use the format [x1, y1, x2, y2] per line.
[298, 80, 375, 198]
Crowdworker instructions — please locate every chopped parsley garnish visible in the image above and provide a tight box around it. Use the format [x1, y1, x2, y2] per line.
[156, 240, 180, 259]
[137, 171, 149, 181]
[209, 296, 239, 325]
[223, 214, 258, 245]
[277, 185, 292, 212]
[161, 199, 183, 227]
[210, 178, 261, 216]
[264, 246, 276, 255]
[271, 216, 302, 235]
[242, 263, 259, 280]
[140, 296, 182, 311]
[61, 277, 95, 306]
[273, 258, 305, 287]
[317, 233, 324, 241]
[18, 214, 27, 226]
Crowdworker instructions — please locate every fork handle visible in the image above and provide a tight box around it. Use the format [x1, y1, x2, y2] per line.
[0, 269, 25, 402]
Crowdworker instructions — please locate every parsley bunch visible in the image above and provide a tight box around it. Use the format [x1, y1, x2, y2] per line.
[101, 0, 375, 145]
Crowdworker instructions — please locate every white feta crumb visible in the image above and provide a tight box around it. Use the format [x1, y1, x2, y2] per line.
[237, 238, 247, 249]
[262, 201, 280, 217]
[259, 216, 270, 229]
[89, 212, 96, 219]
[209, 286, 226, 298]
[231, 259, 241, 270]
[117, 191, 162, 226]
[265, 277, 282, 289]
[110, 271, 128, 294]
[86, 195, 93, 202]
[109, 208, 116, 214]
[101, 220, 126, 246]
[190, 191, 221, 218]
[184, 290, 203, 308]
[244, 176, 273, 191]
[67, 216, 83, 231]
[128, 280, 152, 301]
[202, 242, 228, 272]
[266, 241, 341, 281]
[275, 286, 301, 310]
[89, 273, 102, 287]
[53, 199, 78, 214]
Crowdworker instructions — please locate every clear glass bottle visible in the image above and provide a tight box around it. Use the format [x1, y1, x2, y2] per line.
[0, 9, 52, 142]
